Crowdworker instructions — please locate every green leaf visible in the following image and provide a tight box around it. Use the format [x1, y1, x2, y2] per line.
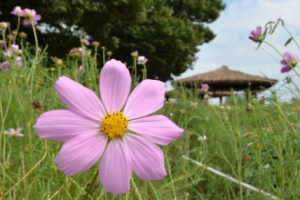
[284, 37, 293, 46]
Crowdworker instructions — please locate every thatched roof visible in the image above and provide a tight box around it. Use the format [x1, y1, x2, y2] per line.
[175, 65, 278, 92]
[209, 90, 233, 97]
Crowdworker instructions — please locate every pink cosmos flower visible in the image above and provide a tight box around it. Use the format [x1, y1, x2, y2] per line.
[199, 83, 209, 93]
[280, 52, 299, 73]
[20, 8, 41, 25]
[249, 26, 263, 43]
[11, 6, 23, 16]
[34, 59, 184, 195]
[0, 56, 22, 69]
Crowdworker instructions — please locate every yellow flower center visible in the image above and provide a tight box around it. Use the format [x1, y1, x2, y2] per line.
[101, 112, 128, 139]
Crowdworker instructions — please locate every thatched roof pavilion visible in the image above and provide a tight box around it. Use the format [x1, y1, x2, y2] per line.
[174, 65, 278, 99]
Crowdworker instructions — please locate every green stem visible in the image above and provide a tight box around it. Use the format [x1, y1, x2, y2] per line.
[166, 156, 177, 199]
[13, 16, 21, 44]
[2, 30, 8, 50]
[130, 178, 142, 200]
[142, 64, 147, 80]
[102, 47, 106, 65]
[133, 57, 137, 83]
[28, 20, 40, 101]
[83, 170, 99, 200]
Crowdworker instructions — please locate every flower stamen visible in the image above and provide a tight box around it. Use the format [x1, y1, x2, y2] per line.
[101, 112, 128, 139]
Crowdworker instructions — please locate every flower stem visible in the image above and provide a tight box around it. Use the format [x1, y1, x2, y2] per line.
[27, 21, 40, 101]
[13, 16, 21, 44]
[130, 178, 142, 200]
[182, 155, 280, 200]
[83, 170, 99, 200]
[166, 156, 177, 199]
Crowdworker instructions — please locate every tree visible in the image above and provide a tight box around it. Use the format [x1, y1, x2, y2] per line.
[0, 0, 225, 81]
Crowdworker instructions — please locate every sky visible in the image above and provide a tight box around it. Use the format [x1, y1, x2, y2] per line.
[169, 0, 300, 103]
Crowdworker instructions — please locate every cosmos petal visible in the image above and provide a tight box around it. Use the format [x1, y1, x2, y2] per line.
[281, 66, 291, 73]
[124, 80, 165, 120]
[34, 110, 100, 142]
[123, 134, 166, 180]
[128, 115, 184, 145]
[99, 138, 132, 195]
[55, 133, 107, 176]
[16, 127, 22, 133]
[55, 76, 106, 122]
[100, 59, 131, 113]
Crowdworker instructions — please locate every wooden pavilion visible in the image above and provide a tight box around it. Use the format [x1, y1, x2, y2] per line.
[173, 65, 278, 102]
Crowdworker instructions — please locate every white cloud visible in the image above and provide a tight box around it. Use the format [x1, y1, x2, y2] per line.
[171, 0, 300, 102]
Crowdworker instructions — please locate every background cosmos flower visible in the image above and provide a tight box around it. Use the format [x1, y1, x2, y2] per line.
[249, 26, 263, 42]
[280, 52, 299, 73]
[4, 127, 23, 137]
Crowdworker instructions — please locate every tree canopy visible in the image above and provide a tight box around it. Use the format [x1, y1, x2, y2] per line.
[0, 0, 225, 81]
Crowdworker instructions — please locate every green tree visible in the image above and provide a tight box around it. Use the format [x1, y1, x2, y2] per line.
[0, 0, 225, 81]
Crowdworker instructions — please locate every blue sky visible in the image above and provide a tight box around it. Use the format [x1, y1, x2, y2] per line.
[169, 0, 300, 102]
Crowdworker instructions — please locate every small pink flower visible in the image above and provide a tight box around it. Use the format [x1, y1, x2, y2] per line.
[190, 101, 198, 109]
[10, 44, 22, 54]
[3, 50, 12, 58]
[0, 40, 5, 48]
[4, 127, 23, 137]
[246, 103, 252, 112]
[3, 45, 22, 58]
[0, 56, 22, 70]
[280, 52, 299, 73]
[77, 65, 85, 74]
[81, 38, 89, 46]
[20, 8, 41, 25]
[249, 26, 263, 42]
[34, 59, 184, 195]
[137, 56, 148, 65]
[51, 56, 63, 66]
[184, 192, 190, 197]
[69, 47, 90, 58]
[199, 84, 209, 93]
[131, 51, 138, 57]
[11, 6, 23, 16]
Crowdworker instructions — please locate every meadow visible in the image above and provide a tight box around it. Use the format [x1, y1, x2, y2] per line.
[1, 9, 300, 200]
